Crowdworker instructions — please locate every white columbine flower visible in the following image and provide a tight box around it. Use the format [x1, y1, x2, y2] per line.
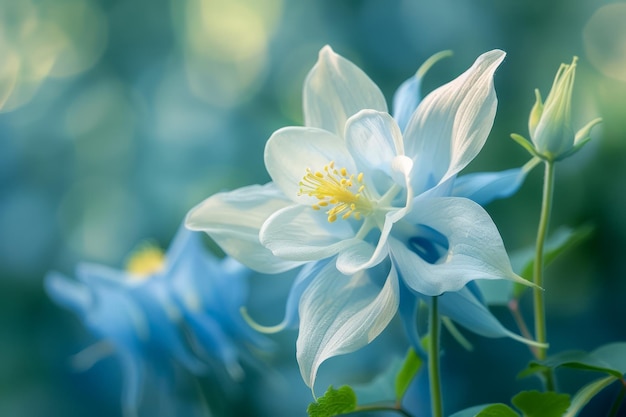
[186, 46, 535, 390]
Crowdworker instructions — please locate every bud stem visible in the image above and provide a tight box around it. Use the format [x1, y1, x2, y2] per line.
[533, 160, 557, 391]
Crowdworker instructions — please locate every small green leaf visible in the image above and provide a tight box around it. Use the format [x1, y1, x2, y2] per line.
[307, 385, 357, 417]
[395, 348, 423, 401]
[478, 404, 520, 417]
[512, 390, 570, 417]
[519, 342, 626, 379]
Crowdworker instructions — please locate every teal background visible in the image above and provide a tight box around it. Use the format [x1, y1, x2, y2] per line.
[1, 0, 626, 415]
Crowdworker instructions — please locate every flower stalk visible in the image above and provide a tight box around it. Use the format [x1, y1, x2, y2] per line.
[429, 296, 443, 417]
[533, 160, 556, 390]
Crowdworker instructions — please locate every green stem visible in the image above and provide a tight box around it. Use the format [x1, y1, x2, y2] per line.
[429, 296, 443, 417]
[533, 160, 556, 390]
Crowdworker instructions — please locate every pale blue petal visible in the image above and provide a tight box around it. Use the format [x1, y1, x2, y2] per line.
[260, 204, 358, 261]
[186, 183, 303, 273]
[119, 351, 145, 417]
[452, 168, 525, 205]
[127, 279, 208, 375]
[404, 50, 506, 193]
[44, 272, 92, 316]
[184, 313, 244, 380]
[303, 45, 387, 136]
[250, 261, 327, 333]
[264, 126, 354, 204]
[436, 286, 529, 343]
[393, 74, 422, 133]
[297, 262, 399, 390]
[391, 197, 527, 296]
[452, 158, 540, 205]
[393, 50, 452, 133]
[398, 283, 426, 357]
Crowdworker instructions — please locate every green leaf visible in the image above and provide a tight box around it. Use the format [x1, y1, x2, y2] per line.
[449, 404, 519, 417]
[395, 348, 423, 401]
[563, 375, 618, 417]
[307, 385, 357, 417]
[512, 390, 570, 417]
[519, 342, 626, 379]
[478, 404, 521, 417]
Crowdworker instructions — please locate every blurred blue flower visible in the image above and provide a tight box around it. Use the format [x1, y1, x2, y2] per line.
[45, 225, 269, 416]
[186, 46, 536, 390]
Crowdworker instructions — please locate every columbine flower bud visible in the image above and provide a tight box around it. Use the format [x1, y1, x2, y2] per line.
[518, 57, 601, 161]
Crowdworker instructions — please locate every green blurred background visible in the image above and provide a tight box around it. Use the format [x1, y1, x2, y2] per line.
[1, 0, 626, 415]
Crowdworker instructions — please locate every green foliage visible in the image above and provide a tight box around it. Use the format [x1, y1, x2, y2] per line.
[395, 347, 423, 401]
[477, 404, 520, 417]
[519, 342, 626, 379]
[512, 391, 570, 417]
[307, 385, 357, 417]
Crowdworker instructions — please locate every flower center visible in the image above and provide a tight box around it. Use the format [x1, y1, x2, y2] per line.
[298, 161, 374, 223]
[125, 243, 165, 278]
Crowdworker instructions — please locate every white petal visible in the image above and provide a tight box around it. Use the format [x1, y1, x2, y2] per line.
[403, 50, 506, 192]
[391, 197, 528, 296]
[303, 45, 387, 136]
[336, 216, 392, 275]
[185, 183, 304, 273]
[297, 262, 399, 390]
[260, 204, 358, 261]
[264, 126, 355, 204]
[345, 110, 404, 178]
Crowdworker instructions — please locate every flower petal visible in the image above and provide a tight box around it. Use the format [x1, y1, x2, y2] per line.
[390, 197, 528, 296]
[393, 50, 452, 132]
[336, 216, 392, 275]
[303, 45, 387, 136]
[345, 110, 404, 185]
[119, 351, 146, 416]
[264, 126, 355, 203]
[297, 262, 399, 390]
[452, 157, 539, 205]
[44, 272, 92, 315]
[185, 183, 303, 273]
[260, 204, 357, 261]
[403, 50, 506, 193]
[436, 285, 533, 345]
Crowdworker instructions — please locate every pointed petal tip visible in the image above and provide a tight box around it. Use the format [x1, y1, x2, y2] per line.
[319, 44, 334, 56]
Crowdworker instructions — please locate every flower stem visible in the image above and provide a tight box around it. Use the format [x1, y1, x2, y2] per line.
[533, 160, 556, 390]
[429, 296, 443, 417]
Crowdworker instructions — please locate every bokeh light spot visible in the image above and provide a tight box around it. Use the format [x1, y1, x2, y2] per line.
[583, 3, 626, 82]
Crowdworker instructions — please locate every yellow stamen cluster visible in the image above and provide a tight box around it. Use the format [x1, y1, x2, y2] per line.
[298, 161, 372, 222]
[125, 244, 165, 279]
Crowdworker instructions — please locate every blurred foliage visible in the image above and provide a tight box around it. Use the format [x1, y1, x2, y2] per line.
[1, 0, 625, 416]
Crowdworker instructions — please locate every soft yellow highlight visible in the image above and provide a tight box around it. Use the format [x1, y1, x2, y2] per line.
[299, 161, 373, 223]
[125, 244, 165, 278]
